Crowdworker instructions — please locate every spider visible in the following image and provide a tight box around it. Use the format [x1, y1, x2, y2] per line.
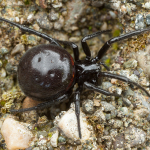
[0, 17, 150, 139]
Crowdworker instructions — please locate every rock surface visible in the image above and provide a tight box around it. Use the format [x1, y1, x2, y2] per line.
[1, 117, 33, 150]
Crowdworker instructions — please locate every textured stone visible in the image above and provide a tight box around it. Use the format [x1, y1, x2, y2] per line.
[1, 117, 33, 150]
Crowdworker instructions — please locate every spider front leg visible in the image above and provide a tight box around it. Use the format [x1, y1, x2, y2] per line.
[0, 17, 60, 46]
[100, 72, 150, 97]
[81, 30, 111, 60]
[94, 27, 150, 62]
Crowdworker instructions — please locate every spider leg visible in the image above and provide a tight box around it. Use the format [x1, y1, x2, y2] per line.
[81, 30, 111, 60]
[10, 93, 70, 113]
[0, 17, 60, 47]
[94, 27, 150, 62]
[99, 62, 110, 71]
[56, 40, 79, 61]
[74, 88, 82, 139]
[84, 82, 121, 97]
[100, 72, 150, 97]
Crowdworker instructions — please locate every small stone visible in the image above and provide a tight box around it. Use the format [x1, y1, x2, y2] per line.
[124, 126, 146, 147]
[58, 136, 66, 143]
[37, 131, 48, 138]
[105, 114, 111, 121]
[56, 103, 95, 141]
[0, 68, 6, 77]
[47, 142, 54, 150]
[11, 43, 25, 55]
[123, 59, 137, 69]
[0, 60, 2, 68]
[32, 147, 40, 150]
[122, 98, 131, 106]
[135, 14, 145, 29]
[1, 117, 33, 150]
[112, 133, 125, 149]
[102, 82, 113, 90]
[36, 12, 53, 30]
[22, 97, 42, 109]
[93, 109, 106, 123]
[142, 2, 150, 9]
[146, 14, 150, 25]
[69, 37, 80, 43]
[113, 119, 123, 128]
[50, 128, 59, 147]
[0, 47, 9, 55]
[49, 10, 59, 21]
[120, 107, 129, 116]
[101, 101, 115, 112]
[52, 2, 62, 8]
[134, 108, 149, 118]
[82, 99, 94, 114]
[93, 99, 101, 106]
[54, 16, 64, 30]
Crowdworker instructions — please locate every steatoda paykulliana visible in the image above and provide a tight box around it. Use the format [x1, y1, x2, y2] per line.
[0, 17, 150, 139]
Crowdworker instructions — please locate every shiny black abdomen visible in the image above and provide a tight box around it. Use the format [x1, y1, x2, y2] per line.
[18, 44, 75, 101]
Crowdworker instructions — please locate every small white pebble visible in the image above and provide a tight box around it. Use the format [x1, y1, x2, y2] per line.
[1, 117, 33, 150]
[50, 129, 59, 147]
[57, 104, 94, 141]
[15, 17, 19, 22]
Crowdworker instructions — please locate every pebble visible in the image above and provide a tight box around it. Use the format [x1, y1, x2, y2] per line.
[102, 82, 113, 90]
[93, 109, 106, 123]
[113, 119, 123, 128]
[101, 101, 116, 112]
[11, 43, 25, 56]
[142, 2, 150, 9]
[122, 98, 131, 106]
[50, 128, 59, 147]
[49, 10, 59, 21]
[112, 133, 125, 149]
[69, 37, 80, 43]
[119, 107, 129, 116]
[36, 12, 53, 30]
[52, 1, 62, 8]
[82, 99, 94, 114]
[54, 16, 64, 30]
[37, 131, 48, 138]
[22, 97, 42, 109]
[58, 136, 66, 143]
[1, 117, 33, 150]
[123, 59, 137, 69]
[0, 47, 9, 55]
[146, 14, 150, 25]
[135, 46, 150, 77]
[56, 103, 95, 141]
[0, 60, 2, 68]
[124, 126, 146, 147]
[134, 108, 149, 118]
[0, 68, 6, 78]
[135, 14, 145, 29]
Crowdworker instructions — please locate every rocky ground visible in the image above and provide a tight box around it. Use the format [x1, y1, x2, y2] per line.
[0, 0, 150, 150]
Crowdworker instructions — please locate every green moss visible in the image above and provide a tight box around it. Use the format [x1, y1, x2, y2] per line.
[104, 58, 111, 67]
[112, 43, 118, 50]
[113, 29, 120, 37]
[48, 132, 53, 138]
[0, 100, 6, 107]
[24, 0, 30, 5]
[88, 26, 92, 30]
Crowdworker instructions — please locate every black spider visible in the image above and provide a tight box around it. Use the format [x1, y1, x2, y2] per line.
[0, 17, 150, 139]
